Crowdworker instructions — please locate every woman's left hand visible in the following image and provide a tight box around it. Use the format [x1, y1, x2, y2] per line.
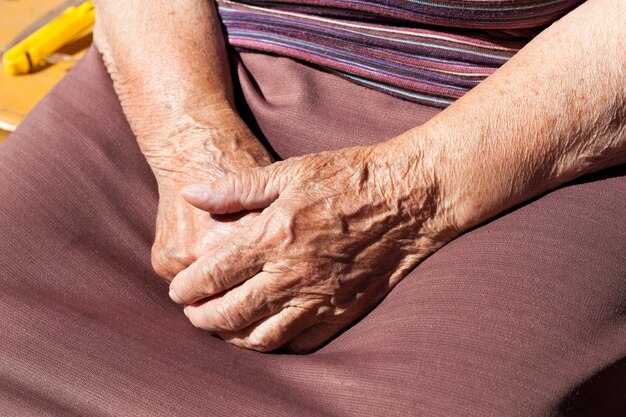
[168, 137, 462, 352]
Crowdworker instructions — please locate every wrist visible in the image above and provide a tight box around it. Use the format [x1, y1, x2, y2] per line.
[141, 110, 272, 187]
[405, 123, 508, 233]
[412, 119, 560, 234]
[373, 130, 465, 246]
[126, 92, 236, 149]
[382, 123, 513, 241]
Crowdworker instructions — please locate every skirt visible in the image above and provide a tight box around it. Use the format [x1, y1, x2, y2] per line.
[0, 46, 625, 416]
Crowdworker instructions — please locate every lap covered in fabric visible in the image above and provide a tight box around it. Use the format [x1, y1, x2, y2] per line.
[0, 46, 624, 416]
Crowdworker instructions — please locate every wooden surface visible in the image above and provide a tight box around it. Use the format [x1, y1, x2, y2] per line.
[0, 0, 91, 142]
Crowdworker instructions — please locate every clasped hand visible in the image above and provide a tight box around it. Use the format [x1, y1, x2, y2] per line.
[168, 140, 459, 352]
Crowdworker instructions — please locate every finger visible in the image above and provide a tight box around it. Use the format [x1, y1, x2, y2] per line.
[183, 272, 282, 332]
[220, 306, 318, 353]
[169, 240, 265, 304]
[181, 162, 294, 214]
[287, 322, 346, 354]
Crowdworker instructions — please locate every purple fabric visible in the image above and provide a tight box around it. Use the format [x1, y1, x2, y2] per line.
[215, 0, 584, 106]
[0, 46, 625, 415]
[226, 0, 584, 29]
[217, 0, 527, 107]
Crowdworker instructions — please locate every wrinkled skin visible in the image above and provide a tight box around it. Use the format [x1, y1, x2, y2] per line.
[169, 139, 461, 352]
[95, 0, 626, 354]
[145, 114, 273, 280]
[93, 4, 273, 281]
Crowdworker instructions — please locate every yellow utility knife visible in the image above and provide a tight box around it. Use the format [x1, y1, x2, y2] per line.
[2, 1, 95, 75]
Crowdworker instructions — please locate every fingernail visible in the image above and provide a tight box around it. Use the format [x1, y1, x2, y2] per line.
[183, 306, 190, 317]
[182, 184, 209, 197]
[169, 288, 182, 304]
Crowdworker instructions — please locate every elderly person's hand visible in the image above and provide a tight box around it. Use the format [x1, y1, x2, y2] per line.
[95, 0, 625, 353]
[168, 0, 626, 352]
[168, 136, 460, 352]
[93, 0, 273, 280]
[143, 112, 272, 280]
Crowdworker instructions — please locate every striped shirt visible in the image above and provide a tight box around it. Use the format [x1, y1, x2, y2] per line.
[216, 0, 584, 107]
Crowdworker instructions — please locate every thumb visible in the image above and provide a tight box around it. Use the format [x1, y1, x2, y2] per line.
[182, 162, 292, 214]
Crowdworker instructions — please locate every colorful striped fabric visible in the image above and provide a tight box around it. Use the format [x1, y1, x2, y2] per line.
[216, 0, 583, 107]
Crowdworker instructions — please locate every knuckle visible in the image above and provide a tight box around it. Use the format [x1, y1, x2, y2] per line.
[150, 245, 165, 266]
[187, 311, 206, 330]
[205, 259, 231, 293]
[211, 288, 266, 332]
[211, 302, 239, 332]
[259, 207, 296, 249]
[151, 242, 195, 280]
[198, 259, 221, 294]
[240, 286, 264, 310]
[187, 310, 203, 328]
[167, 243, 194, 265]
[271, 204, 293, 221]
[247, 332, 276, 352]
[151, 248, 173, 280]
[187, 306, 228, 332]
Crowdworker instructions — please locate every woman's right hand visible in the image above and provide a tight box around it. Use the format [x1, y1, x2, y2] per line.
[92, 0, 273, 280]
[144, 110, 273, 280]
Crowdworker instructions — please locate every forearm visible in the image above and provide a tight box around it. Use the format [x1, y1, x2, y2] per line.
[396, 0, 625, 231]
[93, 0, 270, 178]
[94, 1, 240, 142]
